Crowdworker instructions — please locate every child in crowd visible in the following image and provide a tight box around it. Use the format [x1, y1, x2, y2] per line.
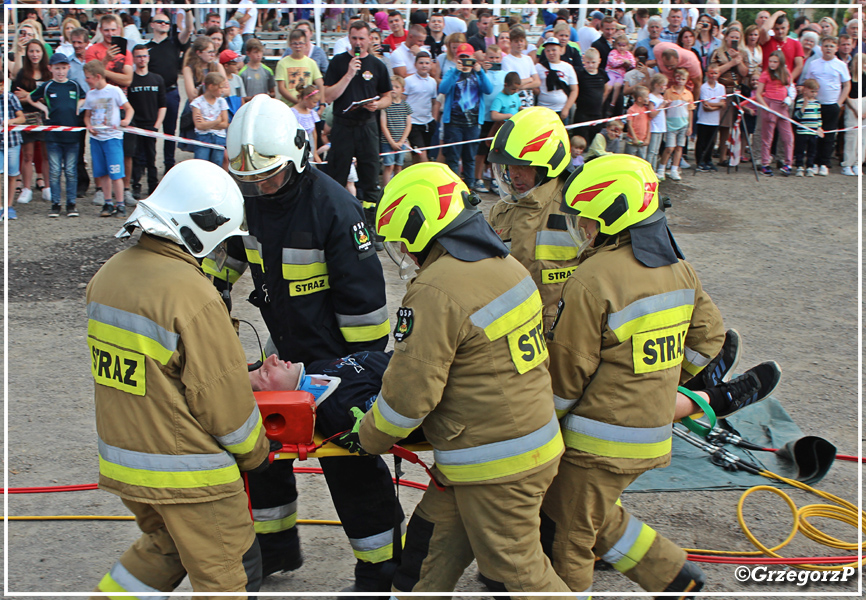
[30, 53, 86, 217]
[380, 75, 413, 185]
[605, 34, 636, 114]
[573, 47, 610, 144]
[570, 134, 586, 168]
[291, 84, 321, 161]
[239, 38, 276, 100]
[404, 51, 439, 164]
[220, 50, 247, 105]
[82, 60, 133, 218]
[535, 37, 578, 122]
[1, 70, 26, 220]
[646, 73, 669, 171]
[585, 119, 624, 160]
[658, 67, 694, 181]
[625, 85, 652, 159]
[755, 50, 794, 176]
[792, 78, 824, 176]
[695, 65, 726, 172]
[475, 44, 508, 193]
[190, 72, 229, 166]
[490, 71, 522, 122]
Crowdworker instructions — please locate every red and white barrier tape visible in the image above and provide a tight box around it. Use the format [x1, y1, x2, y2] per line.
[735, 93, 862, 135]
[5, 124, 225, 150]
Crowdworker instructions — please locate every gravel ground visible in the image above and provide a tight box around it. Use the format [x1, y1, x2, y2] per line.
[1, 157, 861, 599]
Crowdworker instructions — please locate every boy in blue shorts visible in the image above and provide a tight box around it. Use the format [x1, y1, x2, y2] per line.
[1, 70, 26, 221]
[82, 60, 134, 218]
[30, 53, 87, 217]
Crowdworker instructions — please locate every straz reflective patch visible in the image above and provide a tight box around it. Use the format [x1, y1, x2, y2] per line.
[506, 315, 548, 374]
[290, 275, 330, 296]
[89, 338, 145, 396]
[632, 323, 690, 374]
[541, 267, 576, 284]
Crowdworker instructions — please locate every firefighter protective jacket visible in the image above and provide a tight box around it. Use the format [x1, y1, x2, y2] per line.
[204, 167, 389, 364]
[86, 234, 270, 503]
[547, 231, 724, 474]
[487, 175, 580, 332]
[359, 243, 564, 486]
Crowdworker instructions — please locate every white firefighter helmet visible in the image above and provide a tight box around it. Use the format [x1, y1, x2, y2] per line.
[116, 159, 248, 258]
[226, 94, 309, 196]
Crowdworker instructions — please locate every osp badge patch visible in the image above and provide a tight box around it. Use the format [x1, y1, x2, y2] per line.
[394, 307, 414, 342]
[352, 221, 373, 252]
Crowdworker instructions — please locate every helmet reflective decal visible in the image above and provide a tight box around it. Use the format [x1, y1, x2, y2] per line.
[519, 130, 553, 158]
[437, 182, 458, 218]
[377, 194, 406, 232]
[568, 180, 616, 207]
[640, 182, 658, 212]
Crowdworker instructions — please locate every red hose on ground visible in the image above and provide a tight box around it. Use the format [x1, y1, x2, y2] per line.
[761, 448, 864, 463]
[688, 554, 856, 565]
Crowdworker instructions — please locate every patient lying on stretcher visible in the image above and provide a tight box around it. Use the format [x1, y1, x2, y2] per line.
[247, 342, 781, 448]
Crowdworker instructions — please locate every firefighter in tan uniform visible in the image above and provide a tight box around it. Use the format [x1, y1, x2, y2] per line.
[539, 154, 725, 597]
[87, 160, 271, 600]
[350, 162, 572, 600]
[486, 107, 578, 332]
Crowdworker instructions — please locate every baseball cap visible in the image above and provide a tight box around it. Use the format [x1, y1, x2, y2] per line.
[49, 53, 70, 65]
[542, 36, 560, 47]
[456, 43, 474, 57]
[590, 10, 605, 21]
[226, 19, 240, 29]
[219, 49, 243, 64]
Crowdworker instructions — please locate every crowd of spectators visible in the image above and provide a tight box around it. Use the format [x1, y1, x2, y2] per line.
[2, 1, 864, 221]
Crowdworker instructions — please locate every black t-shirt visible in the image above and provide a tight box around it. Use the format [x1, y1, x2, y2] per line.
[30, 79, 86, 143]
[324, 52, 392, 122]
[591, 36, 614, 70]
[468, 34, 487, 53]
[128, 71, 167, 128]
[425, 34, 445, 59]
[574, 67, 609, 116]
[146, 28, 189, 90]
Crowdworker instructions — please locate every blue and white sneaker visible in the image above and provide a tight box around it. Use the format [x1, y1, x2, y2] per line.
[703, 329, 741, 387]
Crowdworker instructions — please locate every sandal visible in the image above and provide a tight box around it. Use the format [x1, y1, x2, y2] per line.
[35, 177, 45, 191]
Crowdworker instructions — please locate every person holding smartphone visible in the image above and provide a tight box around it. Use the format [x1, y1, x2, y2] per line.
[85, 14, 133, 91]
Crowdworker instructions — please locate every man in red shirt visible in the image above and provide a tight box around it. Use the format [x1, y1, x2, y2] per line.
[384, 11, 407, 52]
[654, 42, 703, 91]
[758, 11, 805, 81]
[85, 14, 133, 90]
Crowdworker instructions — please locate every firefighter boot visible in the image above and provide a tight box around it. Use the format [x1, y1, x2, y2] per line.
[261, 525, 303, 579]
[657, 560, 706, 599]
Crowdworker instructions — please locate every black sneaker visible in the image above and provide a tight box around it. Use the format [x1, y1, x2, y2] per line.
[706, 163, 718, 172]
[100, 203, 116, 217]
[49, 204, 61, 218]
[114, 204, 127, 218]
[713, 361, 782, 419]
[66, 205, 79, 218]
[703, 329, 741, 387]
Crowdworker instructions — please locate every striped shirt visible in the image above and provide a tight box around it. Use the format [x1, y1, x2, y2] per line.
[793, 97, 822, 136]
[380, 100, 413, 144]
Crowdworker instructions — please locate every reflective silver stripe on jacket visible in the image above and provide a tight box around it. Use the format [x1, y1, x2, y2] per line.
[553, 394, 578, 414]
[252, 501, 298, 522]
[282, 248, 326, 265]
[536, 230, 576, 247]
[684, 346, 711, 368]
[562, 415, 672, 444]
[214, 406, 261, 449]
[87, 302, 179, 352]
[607, 289, 696, 332]
[335, 306, 390, 328]
[434, 414, 560, 467]
[349, 521, 407, 552]
[243, 236, 263, 253]
[223, 254, 247, 273]
[469, 276, 538, 331]
[98, 438, 236, 472]
[601, 515, 644, 565]
[109, 561, 169, 599]
[376, 392, 425, 430]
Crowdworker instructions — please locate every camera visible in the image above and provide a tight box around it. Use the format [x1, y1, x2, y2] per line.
[702, 22, 709, 28]
[460, 57, 476, 67]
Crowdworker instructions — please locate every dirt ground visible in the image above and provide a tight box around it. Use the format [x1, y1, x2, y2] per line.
[1, 152, 861, 599]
